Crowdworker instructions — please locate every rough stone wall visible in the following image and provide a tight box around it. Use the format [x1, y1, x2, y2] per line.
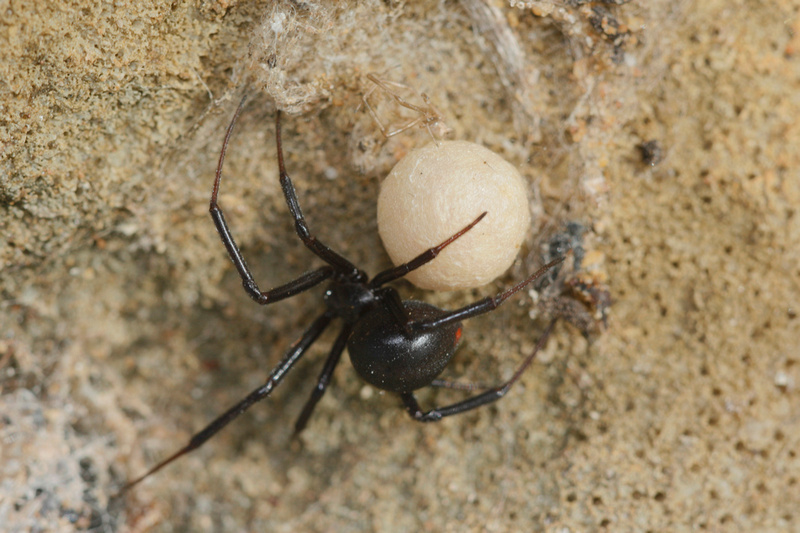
[2, 1, 798, 531]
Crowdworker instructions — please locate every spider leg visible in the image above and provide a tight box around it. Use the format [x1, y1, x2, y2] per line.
[275, 111, 365, 280]
[369, 211, 487, 287]
[400, 319, 557, 422]
[210, 97, 336, 304]
[293, 324, 352, 435]
[119, 311, 333, 494]
[410, 256, 566, 331]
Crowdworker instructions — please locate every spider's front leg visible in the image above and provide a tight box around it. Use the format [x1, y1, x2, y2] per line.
[274, 110, 364, 279]
[209, 97, 336, 305]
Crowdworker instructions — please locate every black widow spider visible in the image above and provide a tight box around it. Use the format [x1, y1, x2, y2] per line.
[122, 96, 564, 491]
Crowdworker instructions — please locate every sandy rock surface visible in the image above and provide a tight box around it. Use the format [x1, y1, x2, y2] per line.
[2, 1, 798, 531]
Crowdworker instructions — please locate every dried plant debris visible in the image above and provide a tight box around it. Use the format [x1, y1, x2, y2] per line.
[360, 72, 451, 142]
[509, 0, 636, 54]
[535, 222, 611, 336]
[638, 139, 664, 167]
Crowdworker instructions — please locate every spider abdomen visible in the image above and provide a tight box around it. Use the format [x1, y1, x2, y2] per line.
[348, 301, 462, 393]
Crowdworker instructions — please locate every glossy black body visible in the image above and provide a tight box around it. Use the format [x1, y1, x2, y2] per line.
[349, 301, 462, 392]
